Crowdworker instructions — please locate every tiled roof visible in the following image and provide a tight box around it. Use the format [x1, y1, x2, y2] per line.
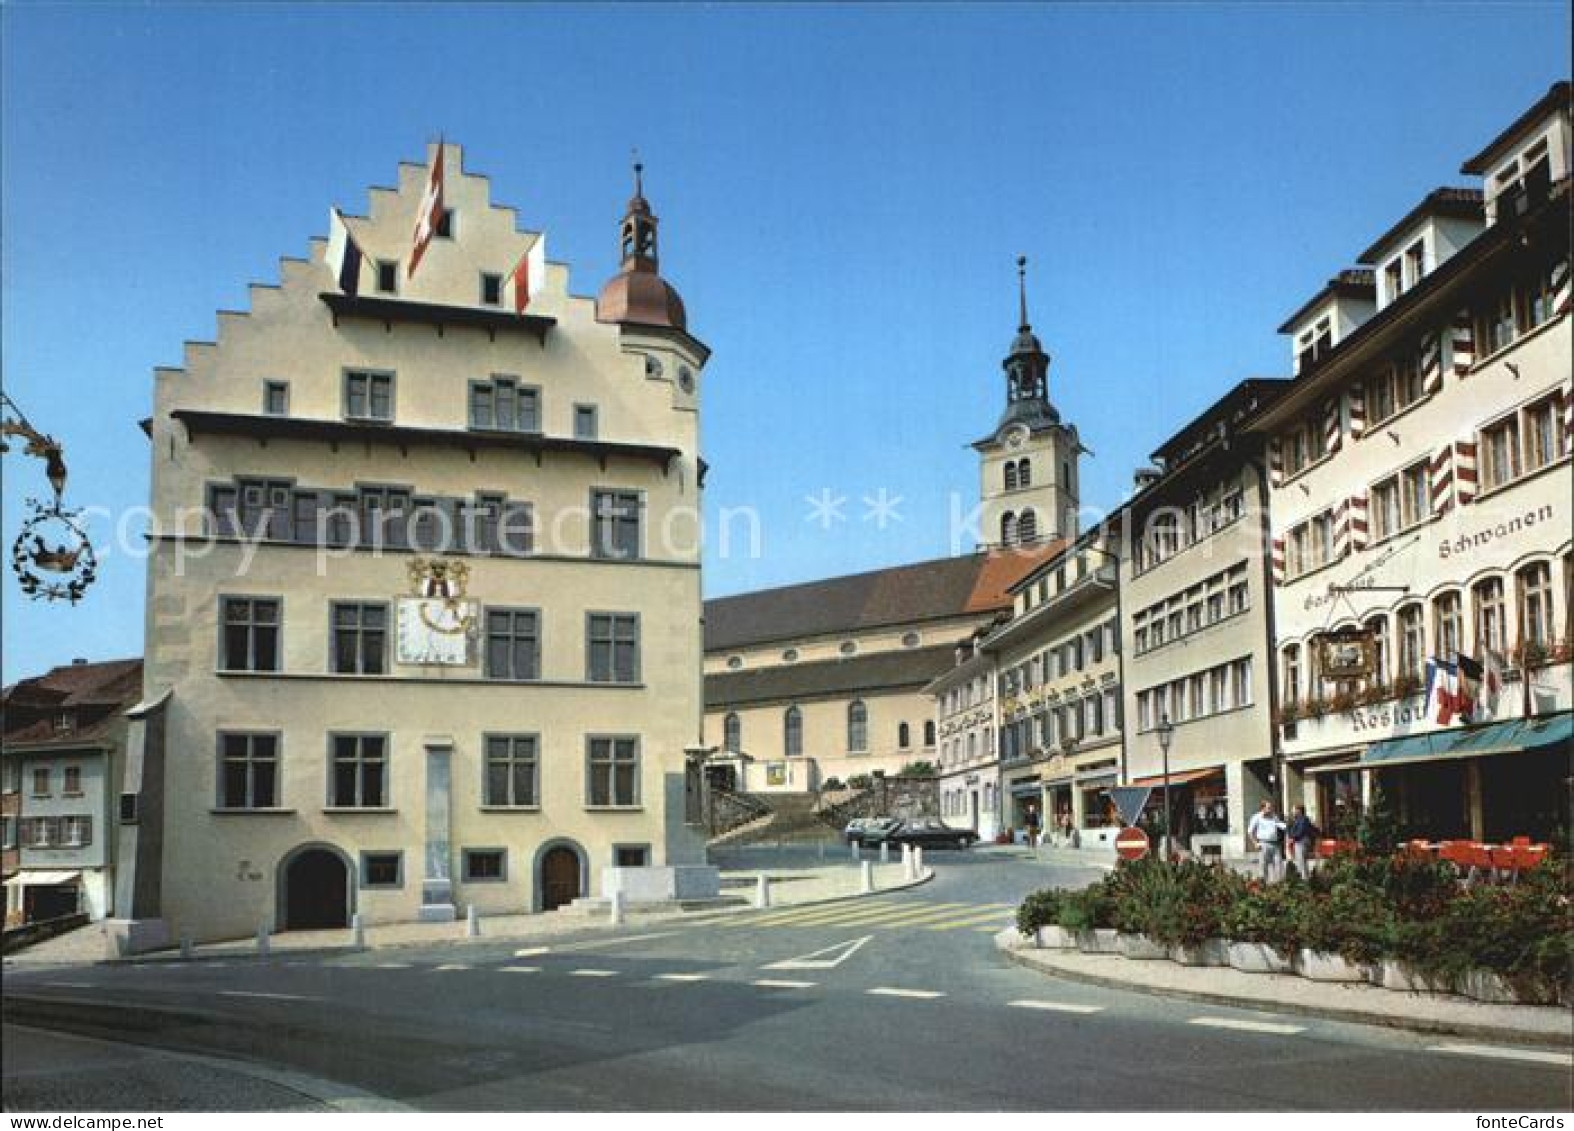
[1461, 81, 1571, 175]
[3, 658, 141, 709]
[706, 644, 958, 708]
[704, 545, 1065, 652]
[3, 715, 119, 750]
[1276, 269, 1377, 334]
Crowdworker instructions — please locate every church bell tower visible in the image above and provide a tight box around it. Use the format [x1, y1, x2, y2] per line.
[974, 256, 1081, 549]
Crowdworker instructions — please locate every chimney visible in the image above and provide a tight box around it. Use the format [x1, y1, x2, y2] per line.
[71, 657, 88, 665]
[1132, 467, 1161, 492]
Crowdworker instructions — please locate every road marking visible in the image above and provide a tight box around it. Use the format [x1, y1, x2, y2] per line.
[867, 986, 946, 999]
[565, 931, 680, 950]
[974, 925, 1003, 933]
[1188, 1016, 1306, 1035]
[373, 962, 412, 969]
[434, 963, 470, 971]
[752, 978, 817, 989]
[769, 902, 971, 930]
[727, 901, 897, 928]
[513, 946, 551, 957]
[499, 965, 542, 973]
[1008, 1000, 1105, 1014]
[654, 973, 710, 982]
[1427, 1043, 1572, 1067]
[219, 990, 316, 1002]
[920, 908, 1018, 931]
[569, 968, 619, 978]
[762, 935, 873, 970]
[43, 981, 94, 988]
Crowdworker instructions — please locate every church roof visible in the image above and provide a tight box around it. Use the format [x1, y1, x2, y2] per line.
[707, 643, 959, 708]
[703, 543, 1065, 653]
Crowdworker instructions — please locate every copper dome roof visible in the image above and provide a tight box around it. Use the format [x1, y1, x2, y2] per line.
[597, 265, 687, 331]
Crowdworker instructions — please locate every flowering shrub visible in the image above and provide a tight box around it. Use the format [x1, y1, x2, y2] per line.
[1017, 853, 1572, 996]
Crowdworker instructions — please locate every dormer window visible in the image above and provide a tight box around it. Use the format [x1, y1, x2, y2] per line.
[1404, 240, 1426, 286]
[1493, 136, 1552, 222]
[54, 711, 74, 735]
[1296, 317, 1333, 372]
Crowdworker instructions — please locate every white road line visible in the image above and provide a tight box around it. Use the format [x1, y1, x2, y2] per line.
[1188, 1016, 1306, 1035]
[1427, 1043, 1572, 1067]
[761, 935, 873, 970]
[372, 962, 412, 969]
[752, 978, 817, 989]
[867, 987, 946, 1000]
[499, 965, 542, 973]
[569, 968, 618, 978]
[43, 981, 94, 989]
[434, 964, 470, 971]
[654, 973, 710, 982]
[513, 946, 551, 957]
[1008, 1000, 1105, 1014]
[219, 990, 316, 1002]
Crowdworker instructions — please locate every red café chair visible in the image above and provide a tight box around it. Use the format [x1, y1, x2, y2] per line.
[1315, 838, 1340, 859]
[1467, 844, 1497, 884]
[1514, 844, 1549, 872]
[1510, 836, 1532, 848]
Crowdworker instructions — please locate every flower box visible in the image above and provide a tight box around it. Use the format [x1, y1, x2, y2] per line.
[1075, 928, 1121, 955]
[1034, 925, 1076, 950]
[1169, 939, 1228, 967]
[1376, 960, 1448, 995]
[1296, 949, 1370, 983]
[1117, 932, 1168, 960]
[1226, 941, 1294, 975]
[1457, 969, 1560, 1006]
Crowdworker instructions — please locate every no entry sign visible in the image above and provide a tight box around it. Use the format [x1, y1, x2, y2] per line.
[1115, 825, 1150, 861]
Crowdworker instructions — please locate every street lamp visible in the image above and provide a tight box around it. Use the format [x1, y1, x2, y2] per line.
[1155, 714, 1175, 861]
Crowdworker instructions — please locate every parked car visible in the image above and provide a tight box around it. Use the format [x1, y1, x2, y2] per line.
[884, 818, 978, 850]
[844, 816, 901, 845]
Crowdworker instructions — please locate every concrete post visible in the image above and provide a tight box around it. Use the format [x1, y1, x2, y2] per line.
[466, 904, 480, 938]
[755, 873, 771, 909]
[351, 913, 365, 949]
[902, 843, 915, 880]
[610, 890, 626, 926]
[860, 859, 875, 894]
[256, 924, 270, 957]
[879, 841, 890, 864]
[915, 846, 925, 876]
[179, 933, 193, 961]
[851, 840, 860, 861]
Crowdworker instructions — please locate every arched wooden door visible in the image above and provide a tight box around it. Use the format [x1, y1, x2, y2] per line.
[540, 845, 582, 911]
[283, 848, 350, 930]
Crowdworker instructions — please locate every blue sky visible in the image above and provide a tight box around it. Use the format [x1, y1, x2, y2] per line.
[2, 2, 1568, 682]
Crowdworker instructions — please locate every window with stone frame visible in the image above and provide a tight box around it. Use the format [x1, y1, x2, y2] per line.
[587, 737, 639, 807]
[1517, 561, 1554, 650]
[1397, 603, 1426, 681]
[1433, 591, 1464, 660]
[217, 732, 279, 809]
[483, 735, 539, 807]
[1473, 577, 1508, 655]
[330, 734, 387, 808]
[220, 597, 280, 672]
[485, 608, 540, 681]
[587, 613, 639, 683]
[331, 602, 387, 675]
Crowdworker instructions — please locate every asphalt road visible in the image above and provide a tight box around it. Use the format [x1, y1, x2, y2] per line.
[3, 851, 1569, 1111]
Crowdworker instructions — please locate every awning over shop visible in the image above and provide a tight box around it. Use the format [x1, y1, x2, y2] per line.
[1009, 779, 1042, 797]
[2, 870, 82, 888]
[1127, 766, 1224, 788]
[1360, 711, 1572, 770]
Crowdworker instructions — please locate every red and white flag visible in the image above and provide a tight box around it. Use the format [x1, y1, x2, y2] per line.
[502, 236, 546, 314]
[408, 142, 446, 279]
[1481, 647, 1507, 715]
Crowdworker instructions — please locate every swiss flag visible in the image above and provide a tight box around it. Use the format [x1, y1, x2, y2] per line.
[408, 143, 445, 279]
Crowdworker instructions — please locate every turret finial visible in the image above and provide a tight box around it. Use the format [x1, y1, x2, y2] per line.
[632, 148, 644, 198]
[1016, 255, 1030, 331]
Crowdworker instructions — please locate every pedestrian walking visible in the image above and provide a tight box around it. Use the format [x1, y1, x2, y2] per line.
[1286, 804, 1319, 878]
[1247, 799, 1287, 882]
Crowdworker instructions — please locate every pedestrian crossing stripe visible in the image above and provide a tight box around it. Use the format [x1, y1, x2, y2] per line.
[919, 908, 1019, 931]
[725, 900, 900, 927]
[755, 901, 972, 930]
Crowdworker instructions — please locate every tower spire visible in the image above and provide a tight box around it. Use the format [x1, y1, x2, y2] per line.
[1017, 254, 1030, 332]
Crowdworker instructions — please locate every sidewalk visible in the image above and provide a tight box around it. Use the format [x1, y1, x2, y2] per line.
[4, 860, 924, 967]
[995, 931, 1574, 1047]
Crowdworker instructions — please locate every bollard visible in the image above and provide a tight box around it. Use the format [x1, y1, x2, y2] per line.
[256, 924, 270, 957]
[755, 873, 771, 909]
[915, 846, 925, 876]
[860, 859, 875, 894]
[610, 890, 626, 926]
[902, 843, 915, 880]
[851, 840, 860, 861]
[818, 840, 825, 862]
[179, 933, 194, 961]
[879, 841, 890, 864]
[351, 912, 366, 949]
[466, 904, 480, 938]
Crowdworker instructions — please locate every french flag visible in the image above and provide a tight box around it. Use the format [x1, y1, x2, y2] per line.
[325, 208, 364, 296]
[1424, 657, 1474, 726]
[502, 236, 546, 314]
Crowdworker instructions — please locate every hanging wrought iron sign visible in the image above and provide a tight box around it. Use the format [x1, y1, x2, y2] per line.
[3, 392, 98, 604]
[1318, 628, 1376, 680]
